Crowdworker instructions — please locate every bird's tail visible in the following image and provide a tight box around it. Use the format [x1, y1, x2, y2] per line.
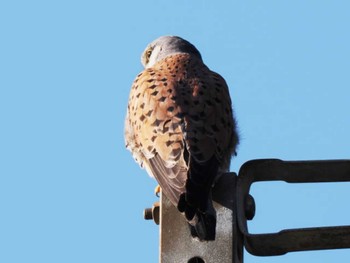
[189, 198, 216, 240]
[178, 192, 216, 240]
[177, 155, 219, 241]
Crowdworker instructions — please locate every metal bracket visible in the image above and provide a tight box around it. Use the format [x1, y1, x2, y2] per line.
[145, 173, 243, 263]
[237, 159, 350, 256]
[144, 158, 350, 261]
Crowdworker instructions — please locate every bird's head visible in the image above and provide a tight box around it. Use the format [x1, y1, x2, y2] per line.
[141, 36, 202, 68]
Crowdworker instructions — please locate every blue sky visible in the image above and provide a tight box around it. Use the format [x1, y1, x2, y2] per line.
[1, 1, 350, 262]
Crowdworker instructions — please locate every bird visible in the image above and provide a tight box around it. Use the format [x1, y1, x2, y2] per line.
[124, 36, 239, 240]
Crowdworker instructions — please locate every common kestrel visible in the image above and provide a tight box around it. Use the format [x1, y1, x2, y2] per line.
[125, 36, 239, 240]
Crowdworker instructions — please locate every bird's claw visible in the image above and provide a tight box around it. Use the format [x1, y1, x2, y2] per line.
[154, 185, 161, 197]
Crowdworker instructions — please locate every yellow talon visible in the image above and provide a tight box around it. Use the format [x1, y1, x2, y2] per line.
[154, 185, 161, 197]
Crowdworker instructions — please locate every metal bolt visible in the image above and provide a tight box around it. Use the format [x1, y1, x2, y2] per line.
[144, 208, 153, 220]
[245, 194, 256, 220]
[143, 202, 160, 225]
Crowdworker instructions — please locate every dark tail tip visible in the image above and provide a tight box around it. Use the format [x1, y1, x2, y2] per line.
[190, 212, 216, 241]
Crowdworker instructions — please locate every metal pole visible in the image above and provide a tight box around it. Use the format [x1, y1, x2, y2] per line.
[159, 173, 243, 263]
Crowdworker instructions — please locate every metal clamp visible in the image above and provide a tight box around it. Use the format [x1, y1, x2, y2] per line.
[237, 159, 350, 256]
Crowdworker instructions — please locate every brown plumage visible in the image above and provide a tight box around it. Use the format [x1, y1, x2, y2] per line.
[125, 36, 239, 240]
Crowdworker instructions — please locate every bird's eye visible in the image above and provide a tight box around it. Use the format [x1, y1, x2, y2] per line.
[146, 49, 152, 59]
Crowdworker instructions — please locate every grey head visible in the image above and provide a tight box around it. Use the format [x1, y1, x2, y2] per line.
[141, 36, 202, 68]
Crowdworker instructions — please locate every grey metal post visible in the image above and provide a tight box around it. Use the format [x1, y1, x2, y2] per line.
[159, 173, 243, 263]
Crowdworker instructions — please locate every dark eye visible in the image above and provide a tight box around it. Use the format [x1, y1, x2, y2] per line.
[146, 49, 152, 59]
